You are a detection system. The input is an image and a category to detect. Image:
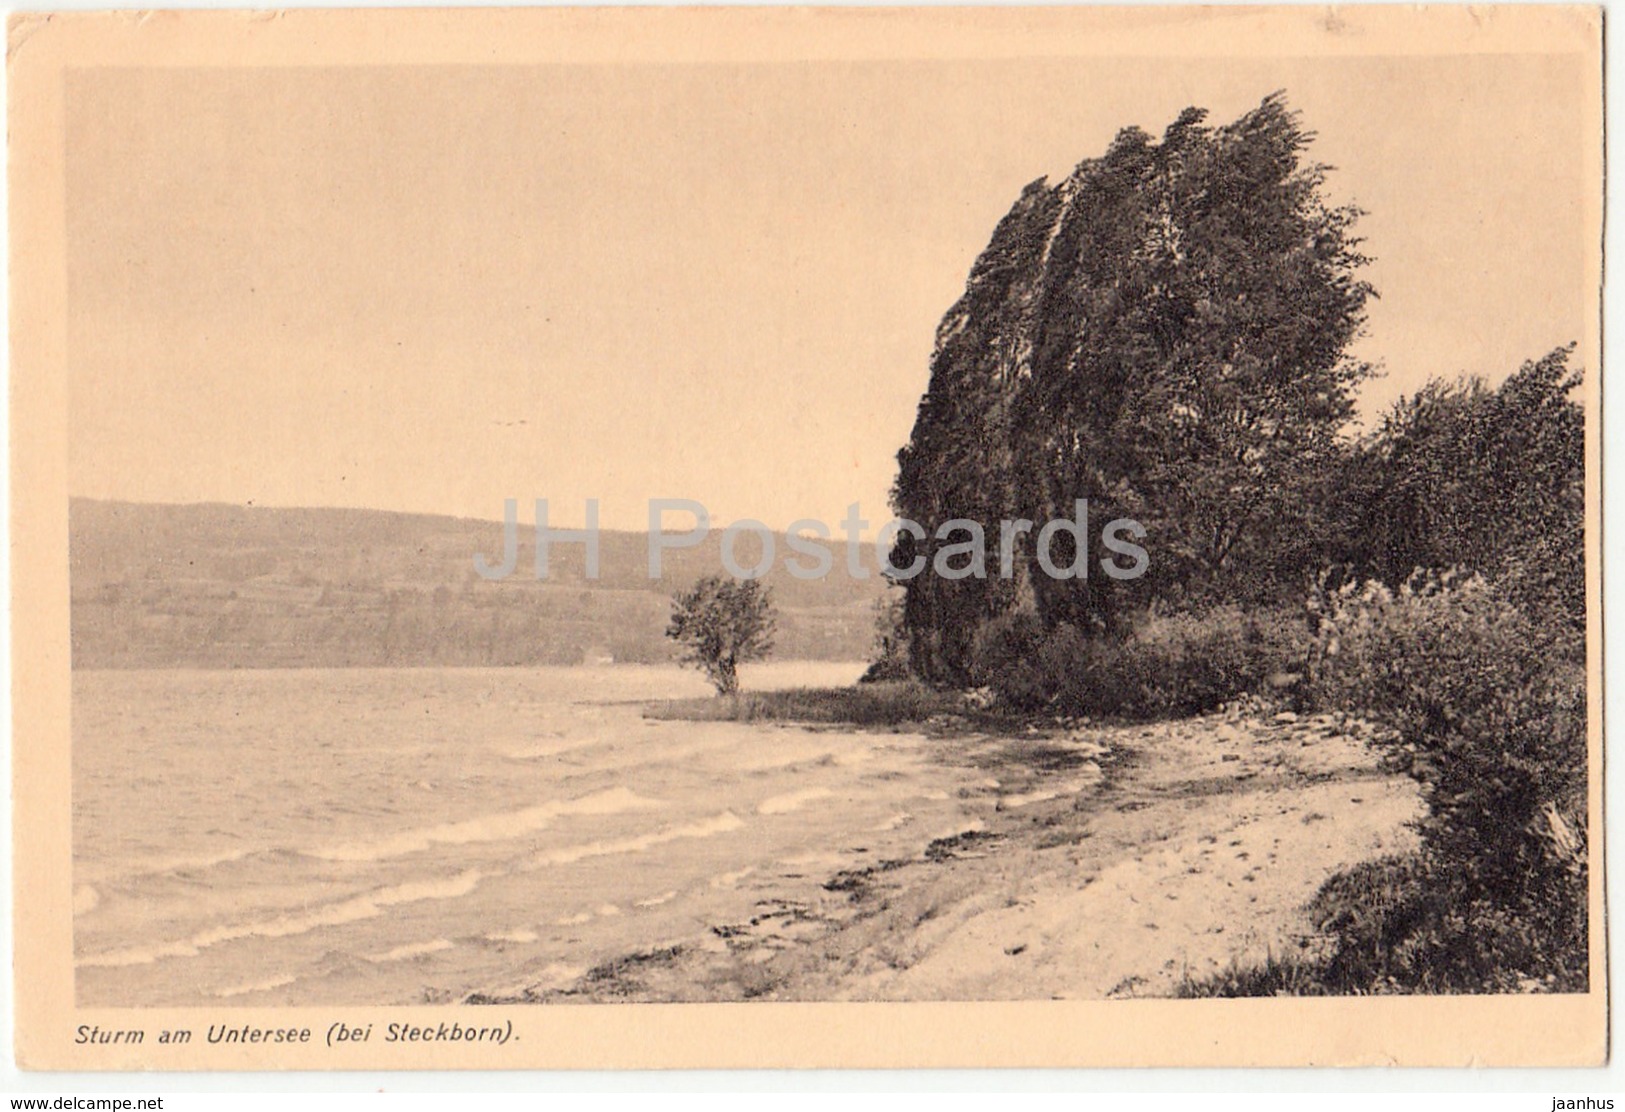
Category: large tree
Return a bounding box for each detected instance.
[891,178,1060,682]
[892,93,1375,680]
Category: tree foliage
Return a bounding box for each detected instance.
[666,575,777,695]
[1329,346,1585,636]
[892,93,1375,681]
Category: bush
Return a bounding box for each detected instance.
[1308,853,1585,994]
[1079,606,1311,718]
[1304,570,1588,991]
[1186,845,1586,997]
[968,608,1053,710]
[969,605,1313,719]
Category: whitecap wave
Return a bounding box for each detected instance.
[78,868,486,969]
[757,788,835,815]
[710,865,756,889]
[213,973,297,999]
[529,811,745,868]
[306,786,661,863]
[367,938,454,963]
[484,929,540,944]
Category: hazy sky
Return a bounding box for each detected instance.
[67,52,1595,532]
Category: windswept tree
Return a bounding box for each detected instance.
[891,178,1061,682]
[1095,98,1375,603]
[892,93,1376,680]
[666,575,777,696]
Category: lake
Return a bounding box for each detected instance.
[72,663,993,1005]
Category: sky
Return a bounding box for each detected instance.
[66,50,1597,533]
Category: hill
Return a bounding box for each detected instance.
[69,500,890,668]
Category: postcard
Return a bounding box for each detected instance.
[10,5,1605,1069]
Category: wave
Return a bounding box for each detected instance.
[79,846,255,886]
[499,733,603,762]
[78,810,746,971]
[212,973,298,999]
[757,788,835,815]
[527,811,745,869]
[306,786,661,863]
[998,787,1076,808]
[78,868,486,969]
[710,865,756,889]
[484,929,540,944]
[480,961,586,998]
[366,938,454,963]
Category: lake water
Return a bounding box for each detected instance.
[72,663,993,1005]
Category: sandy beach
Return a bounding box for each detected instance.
[472,703,1422,1003]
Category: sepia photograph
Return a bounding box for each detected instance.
[9,5,1605,1071]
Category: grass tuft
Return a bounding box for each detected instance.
[644,681,968,729]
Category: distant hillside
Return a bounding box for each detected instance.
[70,500,891,668]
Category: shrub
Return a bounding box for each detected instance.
[1082,606,1311,718]
[1305,570,1588,990]
[1178,950,1331,998]
[1186,845,1587,997]
[968,608,1052,711]
[969,604,1313,719]
[1310,853,1585,994]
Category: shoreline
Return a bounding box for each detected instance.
[468,705,1420,1003]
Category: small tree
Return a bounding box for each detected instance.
[666,575,777,695]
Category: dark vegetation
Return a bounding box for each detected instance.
[885,94,1588,994]
[859,592,913,683]
[892,93,1375,682]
